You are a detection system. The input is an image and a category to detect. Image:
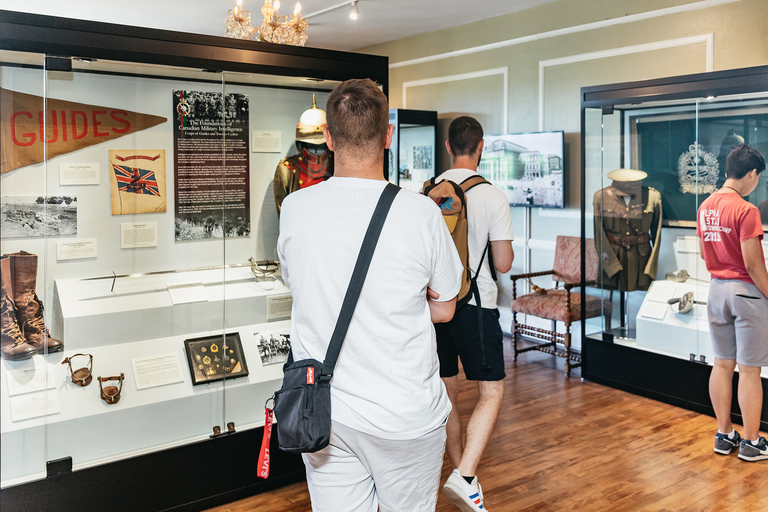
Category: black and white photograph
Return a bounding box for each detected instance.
[1,195,77,238]
[412,145,433,170]
[256,332,291,366]
[478,131,565,208]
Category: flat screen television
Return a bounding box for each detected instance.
[478,130,565,208]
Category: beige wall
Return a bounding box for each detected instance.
[359,0,768,307]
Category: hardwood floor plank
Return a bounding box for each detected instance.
[203,337,768,511]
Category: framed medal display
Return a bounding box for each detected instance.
[183,332,249,385]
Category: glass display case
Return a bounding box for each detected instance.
[0,10,388,510]
[387,109,437,192]
[580,65,768,426]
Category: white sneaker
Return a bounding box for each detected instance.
[442,469,487,511]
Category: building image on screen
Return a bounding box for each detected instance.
[478,131,565,208]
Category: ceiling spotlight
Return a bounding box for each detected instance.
[349,1,359,20]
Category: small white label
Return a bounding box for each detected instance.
[121,222,158,249]
[131,353,184,390]
[267,294,293,320]
[5,357,56,396]
[167,283,208,304]
[56,238,97,261]
[60,163,100,185]
[252,130,282,153]
[9,391,60,422]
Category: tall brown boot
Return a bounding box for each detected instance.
[6,251,64,354]
[0,255,36,360]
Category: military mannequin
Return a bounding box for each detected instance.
[593,169,663,292]
[273,95,333,214]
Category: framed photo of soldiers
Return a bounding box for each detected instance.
[183,332,249,385]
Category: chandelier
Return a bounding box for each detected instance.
[225,0,308,47]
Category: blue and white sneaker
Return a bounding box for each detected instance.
[739,436,768,462]
[714,430,741,455]
[443,469,487,511]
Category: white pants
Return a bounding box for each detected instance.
[302,420,447,512]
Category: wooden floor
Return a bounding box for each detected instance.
[205,337,768,511]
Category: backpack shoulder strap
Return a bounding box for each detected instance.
[459,174,490,193]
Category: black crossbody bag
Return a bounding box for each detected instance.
[272,183,399,454]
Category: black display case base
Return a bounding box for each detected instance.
[0,426,306,512]
[583,335,768,432]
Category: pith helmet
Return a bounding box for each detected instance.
[296,94,327,145]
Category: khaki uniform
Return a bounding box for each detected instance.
[593,186,663,292]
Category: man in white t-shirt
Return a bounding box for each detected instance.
[434,116,514,512]
[277,79,462,512]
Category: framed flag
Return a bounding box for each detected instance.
[109,149,167,215]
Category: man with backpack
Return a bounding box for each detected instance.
[430,116,514,512]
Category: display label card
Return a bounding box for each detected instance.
[644,281,677,303]
[167,282,208,304]
[9,391,60,422]
[252,130,282,153]
[60,163,100,185]
[5,356,56,397]
[121,222,158,249]
[267,294,293,320]
[131,353,184,390]
[639,302,668,321]
[56,239,97,261]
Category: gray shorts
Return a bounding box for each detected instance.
[708,278,768,367]
[302,420,447,512]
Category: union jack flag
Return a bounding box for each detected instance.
[112,163,161,196]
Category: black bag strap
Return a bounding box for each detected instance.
[471,239,492,372]
[318,182,400,381]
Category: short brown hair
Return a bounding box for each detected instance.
[325,79,388,156]
[448,116,483,157]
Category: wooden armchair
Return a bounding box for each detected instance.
[509,235,611,377]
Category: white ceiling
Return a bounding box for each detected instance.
[0,0,560,51]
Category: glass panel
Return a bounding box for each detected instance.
[1,49,48,486]
[587,90,768,369]
[0,48,342,486]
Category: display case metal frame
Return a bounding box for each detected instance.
[579,64,768,431]
[0,9,387,511]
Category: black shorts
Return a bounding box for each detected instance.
[435,305,505,381]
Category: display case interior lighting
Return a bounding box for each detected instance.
[225,0,309,46]
[350,1,359,20]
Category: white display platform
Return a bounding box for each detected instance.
[52,267,290,349]
[636,279,713,363]
[1,320,289,485]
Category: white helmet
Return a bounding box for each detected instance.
[296,94,327,145]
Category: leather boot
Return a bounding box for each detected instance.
[6,251,64,354]
[0,255,36,360]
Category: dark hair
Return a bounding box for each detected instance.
[447,116,484,157]
[325,79,388,157]
[726,144,766,179]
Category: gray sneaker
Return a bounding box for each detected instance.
[714,430,741,455]
[738,436,768,462]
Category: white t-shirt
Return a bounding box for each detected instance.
[435,168,514,308]
[277,177,461,440]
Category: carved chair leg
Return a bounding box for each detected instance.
[512,312,519,361]
[564,322,572,378]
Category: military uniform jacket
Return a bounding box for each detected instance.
[273,152,332,215]
[593,185,663,292]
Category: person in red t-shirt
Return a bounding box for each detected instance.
[697,144,768,461]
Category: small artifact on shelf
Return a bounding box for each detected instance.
[184,332,249,385]
[665,269,707,283]
[1,251,63,360]
[62,353,94,386]
[249,257,279,278]
[668,291,706,314]
[98,373,125,405]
